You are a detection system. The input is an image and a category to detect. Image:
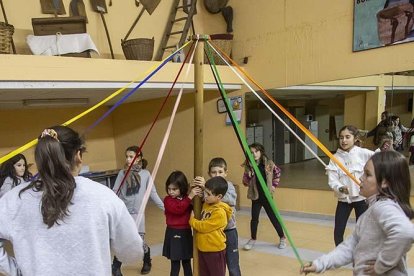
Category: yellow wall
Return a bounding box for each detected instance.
[111,90,247,201]
[2,0,414,213]
[344,92,365,128]
[230,0,414,88]
[4,0,414,86]
[0,106,116,171]
[5,0,228,59]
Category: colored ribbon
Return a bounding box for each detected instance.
[208,40,360,186]
[135,40,198,230]
[0,41,192,165]
[205,42,305,266]
[206,41,327,167]
[116,42,196,196]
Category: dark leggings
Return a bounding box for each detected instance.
[334,200,368,246]
[250,195,284,240]
[170,259,192,276]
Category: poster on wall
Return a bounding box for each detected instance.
[353,0,414,52]
[216,96,242,125]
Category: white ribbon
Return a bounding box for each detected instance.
[207,41,327,167]
[135,40,199,229]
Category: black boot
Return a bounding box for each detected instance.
[140,248,152,274]
[112,256,123,276]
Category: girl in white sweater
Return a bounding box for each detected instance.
[301,151,414,275]
[326,125,374,246]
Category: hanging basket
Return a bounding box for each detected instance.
[0,22,14,54]
[207,33,233,65]
[121,37,154,61]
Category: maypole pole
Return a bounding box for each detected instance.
[192,34,209,276]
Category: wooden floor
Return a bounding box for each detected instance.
[121,203,414,276]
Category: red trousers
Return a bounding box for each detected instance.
[198,250,226,276]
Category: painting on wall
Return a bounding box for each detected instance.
[353,0,414,52]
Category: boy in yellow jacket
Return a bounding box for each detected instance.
[189,176,232,276]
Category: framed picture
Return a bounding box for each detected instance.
[216,96,242,114]
[216,96,243,125]
[353,0,414,52]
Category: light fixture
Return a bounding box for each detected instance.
[22,98,89,107]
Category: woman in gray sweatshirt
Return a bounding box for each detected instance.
[0,126,143,276]
[302,151,414,275]
[112,146,164,275]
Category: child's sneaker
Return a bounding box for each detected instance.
[243,239,256,250]
[278,237,287,249]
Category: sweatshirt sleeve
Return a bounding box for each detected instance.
[148,175,165,211]
[272,165,281,187]
[0,177,14,199]
[0,198,20,275]
[367,125,378,137]
[372,202,414,274]
[401,125,414,133]
[111,171,124,194]
[189,209,227,233]
[326,161,342,193]
[242,170,252,186]
[0,241,20,276]
[313,231,357,273]
[221,182,236,207]
[164,196,191,215]
[110,201,144,265]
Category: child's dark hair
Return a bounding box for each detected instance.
[165,171,189,196]
[248,142,268,165]
[208,157,227,172]
[20,126,86,228]
[141,159,148,169]
[338,125,359,137]
[371,151,414,219]
[391,115,401,127]
[0,153,32,188]
[205,176,228,197]
[126,145,143,158]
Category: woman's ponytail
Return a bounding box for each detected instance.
[20,126,84,228]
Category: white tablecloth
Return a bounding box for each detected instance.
[26,33,99,56]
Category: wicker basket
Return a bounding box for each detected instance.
[0,22,14,54]
[121,38,154,61]
[207,33,233,65]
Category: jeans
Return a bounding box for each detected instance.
[225,228,241,276]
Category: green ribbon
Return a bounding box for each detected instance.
[205,42,304,266]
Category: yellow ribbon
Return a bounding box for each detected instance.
[0,41,192,165]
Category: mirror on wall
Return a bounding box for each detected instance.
[244,72,414,193]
